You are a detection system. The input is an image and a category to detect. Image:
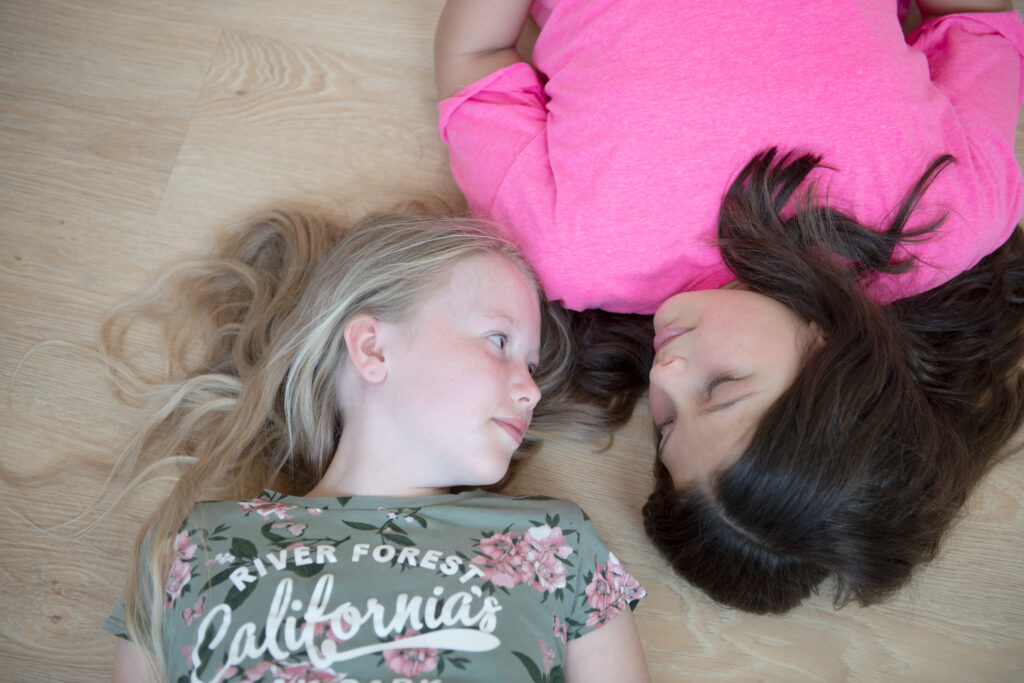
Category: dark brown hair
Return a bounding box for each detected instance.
[555,306,655,433]
[640,149,1024,613]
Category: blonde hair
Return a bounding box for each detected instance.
[102,209,575,679]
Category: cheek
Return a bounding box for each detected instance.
[653,291,692,329]
[647,386,669,424]
[659,442,693,487]
[450,351,507,400]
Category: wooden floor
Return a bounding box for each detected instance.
[2,1,1023,680]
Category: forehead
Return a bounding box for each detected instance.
[423,252,540,320]
[660,407,754,487]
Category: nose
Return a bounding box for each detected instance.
[649,355,687,391]
[513,365,542,410]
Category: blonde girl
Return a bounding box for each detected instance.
[102,210,649,681]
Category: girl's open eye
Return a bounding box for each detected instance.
[488,332,508,349]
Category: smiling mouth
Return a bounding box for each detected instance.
[493,418,527,444]
[653,326,693,353]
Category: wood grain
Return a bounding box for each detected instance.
[1,1,1022,681]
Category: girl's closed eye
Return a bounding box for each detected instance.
[706,373,739,398]
[656,415,675,451]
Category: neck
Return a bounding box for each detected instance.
[305,420,449,499]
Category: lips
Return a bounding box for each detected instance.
[494,418,527,444]
[653,326,693,353]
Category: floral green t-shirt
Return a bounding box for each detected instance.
[104,489,645,683]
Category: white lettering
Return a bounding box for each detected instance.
[294,546,312,566]
[396,546,419,567]
[424,586,444,630]
[420,549,442,570]
[190,576,502,680]
[439,555,462,576]
[226,621,260,665]
[316,545,338,564]
[372,544,396,563]
[459,563,484,583]
[264,579,292,660]
[228,567,256,592]
[265,549,288,570]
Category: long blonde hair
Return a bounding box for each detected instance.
[102,209,575,679]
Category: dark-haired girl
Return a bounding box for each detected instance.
[434,0,1024,613]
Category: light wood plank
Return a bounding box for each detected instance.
[1,1,1022,681]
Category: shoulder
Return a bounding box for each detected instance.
[466,491,590,521]
[176,494,314,542]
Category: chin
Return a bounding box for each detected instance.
[472,456,514,486]
[652,293,683,330]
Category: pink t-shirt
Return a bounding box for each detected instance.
[440,0,1024,313]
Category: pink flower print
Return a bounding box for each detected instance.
[539,639,556,675]
[204,552,235,567]
[165,562,191,608]
[383,629,439,676]
[271,521,307,537]
[239,661,274,683]
[404,516,415,523]
[182,596,205,626]
[473,531,529,588]
[180,644,193,661]
[165,530,197,607]
[276,662,337,682]
[387,512,397,520]
[520,525,573,593]
[238,498,296,520]
[210,665,238,681]
[552,613,567,645]
[313,617,352,643]
[584,552,645,627]
[307,507,324,515]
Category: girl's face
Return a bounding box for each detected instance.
[379,253,542,488]
[648,287,820,488]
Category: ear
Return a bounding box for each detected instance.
[806,320,828,348]
[343,314,388,384]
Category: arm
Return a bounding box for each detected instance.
[916,0,1013,21]
[111,639,154,683]
[564,608,651,683]
[434,0,533,100]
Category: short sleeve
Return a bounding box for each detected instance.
[103,594,130,640]
[869,10,1024,302]
[909,10,1024,143]
[564,508,646,641]
[438,62,552,219]
[102,531,155,642]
